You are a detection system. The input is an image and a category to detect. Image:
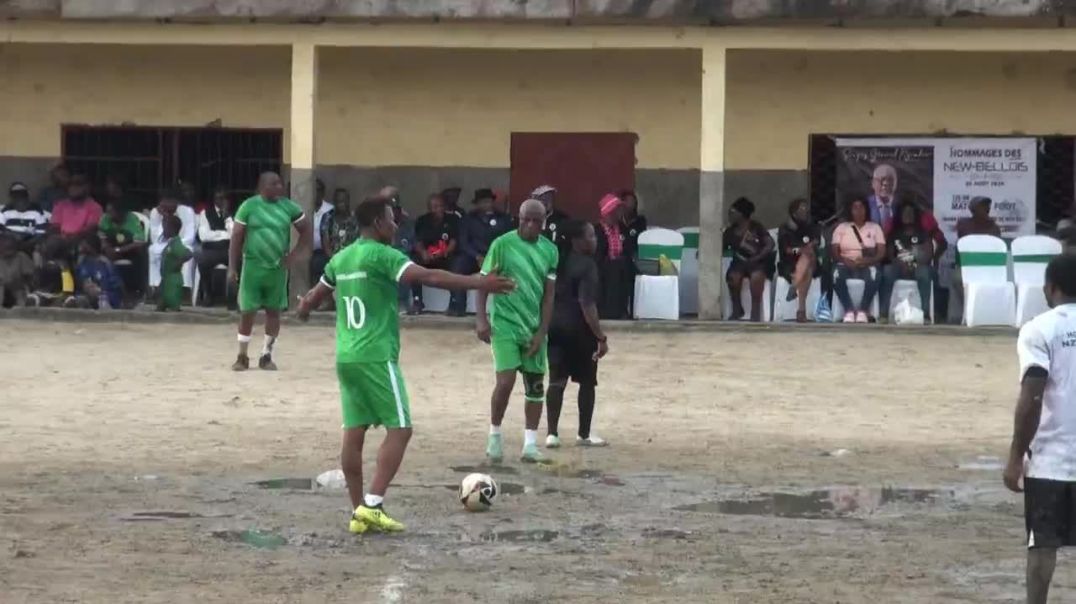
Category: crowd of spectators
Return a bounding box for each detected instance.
[6,162,1062,325]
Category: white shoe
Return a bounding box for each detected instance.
[576,435,608,447]
[545,435,561,448]
[843,311,856,323]
[855,311,869,323]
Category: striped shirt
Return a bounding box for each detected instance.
[0,206,50,238]
[234,195,304,269]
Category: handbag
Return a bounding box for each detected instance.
[850,224,876,259]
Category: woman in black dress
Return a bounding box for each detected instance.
[618,190,648,316]
[723,197,775,322]
[776,198,820,322]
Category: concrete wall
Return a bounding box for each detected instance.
[0,44,290,192]
[315,48,703,224]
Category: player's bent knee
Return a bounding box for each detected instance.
[523,373,545,402]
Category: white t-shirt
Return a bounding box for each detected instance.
[1018,303,1076,481]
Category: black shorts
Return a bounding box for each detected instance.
[548,328,598,386]
[1025,478,1076,549]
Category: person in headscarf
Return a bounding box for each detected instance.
[723,196,775,322]
[594,193,631,320]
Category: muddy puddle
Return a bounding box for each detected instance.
[676,487,951,519]
[478,529,560,543]
[254,478,314,490]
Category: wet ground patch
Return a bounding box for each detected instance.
[478,529,560,543]
[121,511,205,522]
[451,465,519,476]
[675,487,950,519]
[253,478,314,490]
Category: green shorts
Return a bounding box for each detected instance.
[491,335,547,376]
[238,265,288,312]
[337,361,412,429]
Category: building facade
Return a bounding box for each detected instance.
[1,1,1074,317]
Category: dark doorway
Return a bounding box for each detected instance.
[510,132,636,222]
[62,126,283,209]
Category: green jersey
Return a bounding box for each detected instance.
[322,238,413,363]
[481,230,559,341]
[234,195,304,269]
[98,212,145,245]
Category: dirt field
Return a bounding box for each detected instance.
[0,319,1062,603]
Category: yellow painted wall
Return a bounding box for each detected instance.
[0,44,290,158]
[726,49,1076,171]
[316,48,701,169]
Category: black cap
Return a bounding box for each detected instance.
[472,188,495,203]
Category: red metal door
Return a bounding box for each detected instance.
[509,132,636,223]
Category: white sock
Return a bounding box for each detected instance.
[363,494,383,508]
[262,334,277,357]
[237,333,251,356]
[524,429,537,447]
[489,425,501,436]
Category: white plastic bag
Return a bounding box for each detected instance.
[893,298,924,326]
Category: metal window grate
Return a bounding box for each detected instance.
[62,126,283,208]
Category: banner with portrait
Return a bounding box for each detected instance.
[834,137,1037,241]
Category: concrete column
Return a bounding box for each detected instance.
[698,43,726,320]
[289,42,318,303]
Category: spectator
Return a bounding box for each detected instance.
[879,202,937,323]
[158,214,192,311]
[384,186,416,307]
[177,179,204,214]
[493,189,509,215]
[949,196,1003,324]
[320,188,358,257]
[595,194,632,320]
[195,186,234,306]
[37,163,70,212]
[831,197,885,323]
[27,237,74,307]
[450,188,511,316]
[546,220,609,448]
[777,198,820,323]
[618,190,648,259]
[72,235,123,309]
[1,182,49,255]
[0,232,34,307]
[50,174,103,242]
[723,197,776,322]
[310,179,332,286]
[99,198,148,301]
[441,186,465,220]
[148,189,197,296]
[410,193,458,314]
[532,185,570,256]
[867,163,899,227]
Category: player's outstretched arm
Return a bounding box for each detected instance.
[296,281,332,322]
[399,265,514,295]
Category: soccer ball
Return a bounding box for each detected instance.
[459,473,499,512]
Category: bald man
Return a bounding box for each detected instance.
[228,172,313,371]
[476,199,559,463]
[868,164,899,227]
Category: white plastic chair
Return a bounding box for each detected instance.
[633,228,684,320]
[1012,235,1062,327]
[773,277,821,322]
[419,287,477,314]
[958,234,1016,327]
[830,266,880,321]
[677,227,699,316]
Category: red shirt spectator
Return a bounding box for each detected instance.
[882,203,944,244]
[50,175,102,238]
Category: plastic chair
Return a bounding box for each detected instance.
[773,277,821,322]
[958,234,1016,327]
[1012,235,1062,326]
[633,228,684,320]
[418,287,477,314]
[830,266,880,321]
[677,227,699,316]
